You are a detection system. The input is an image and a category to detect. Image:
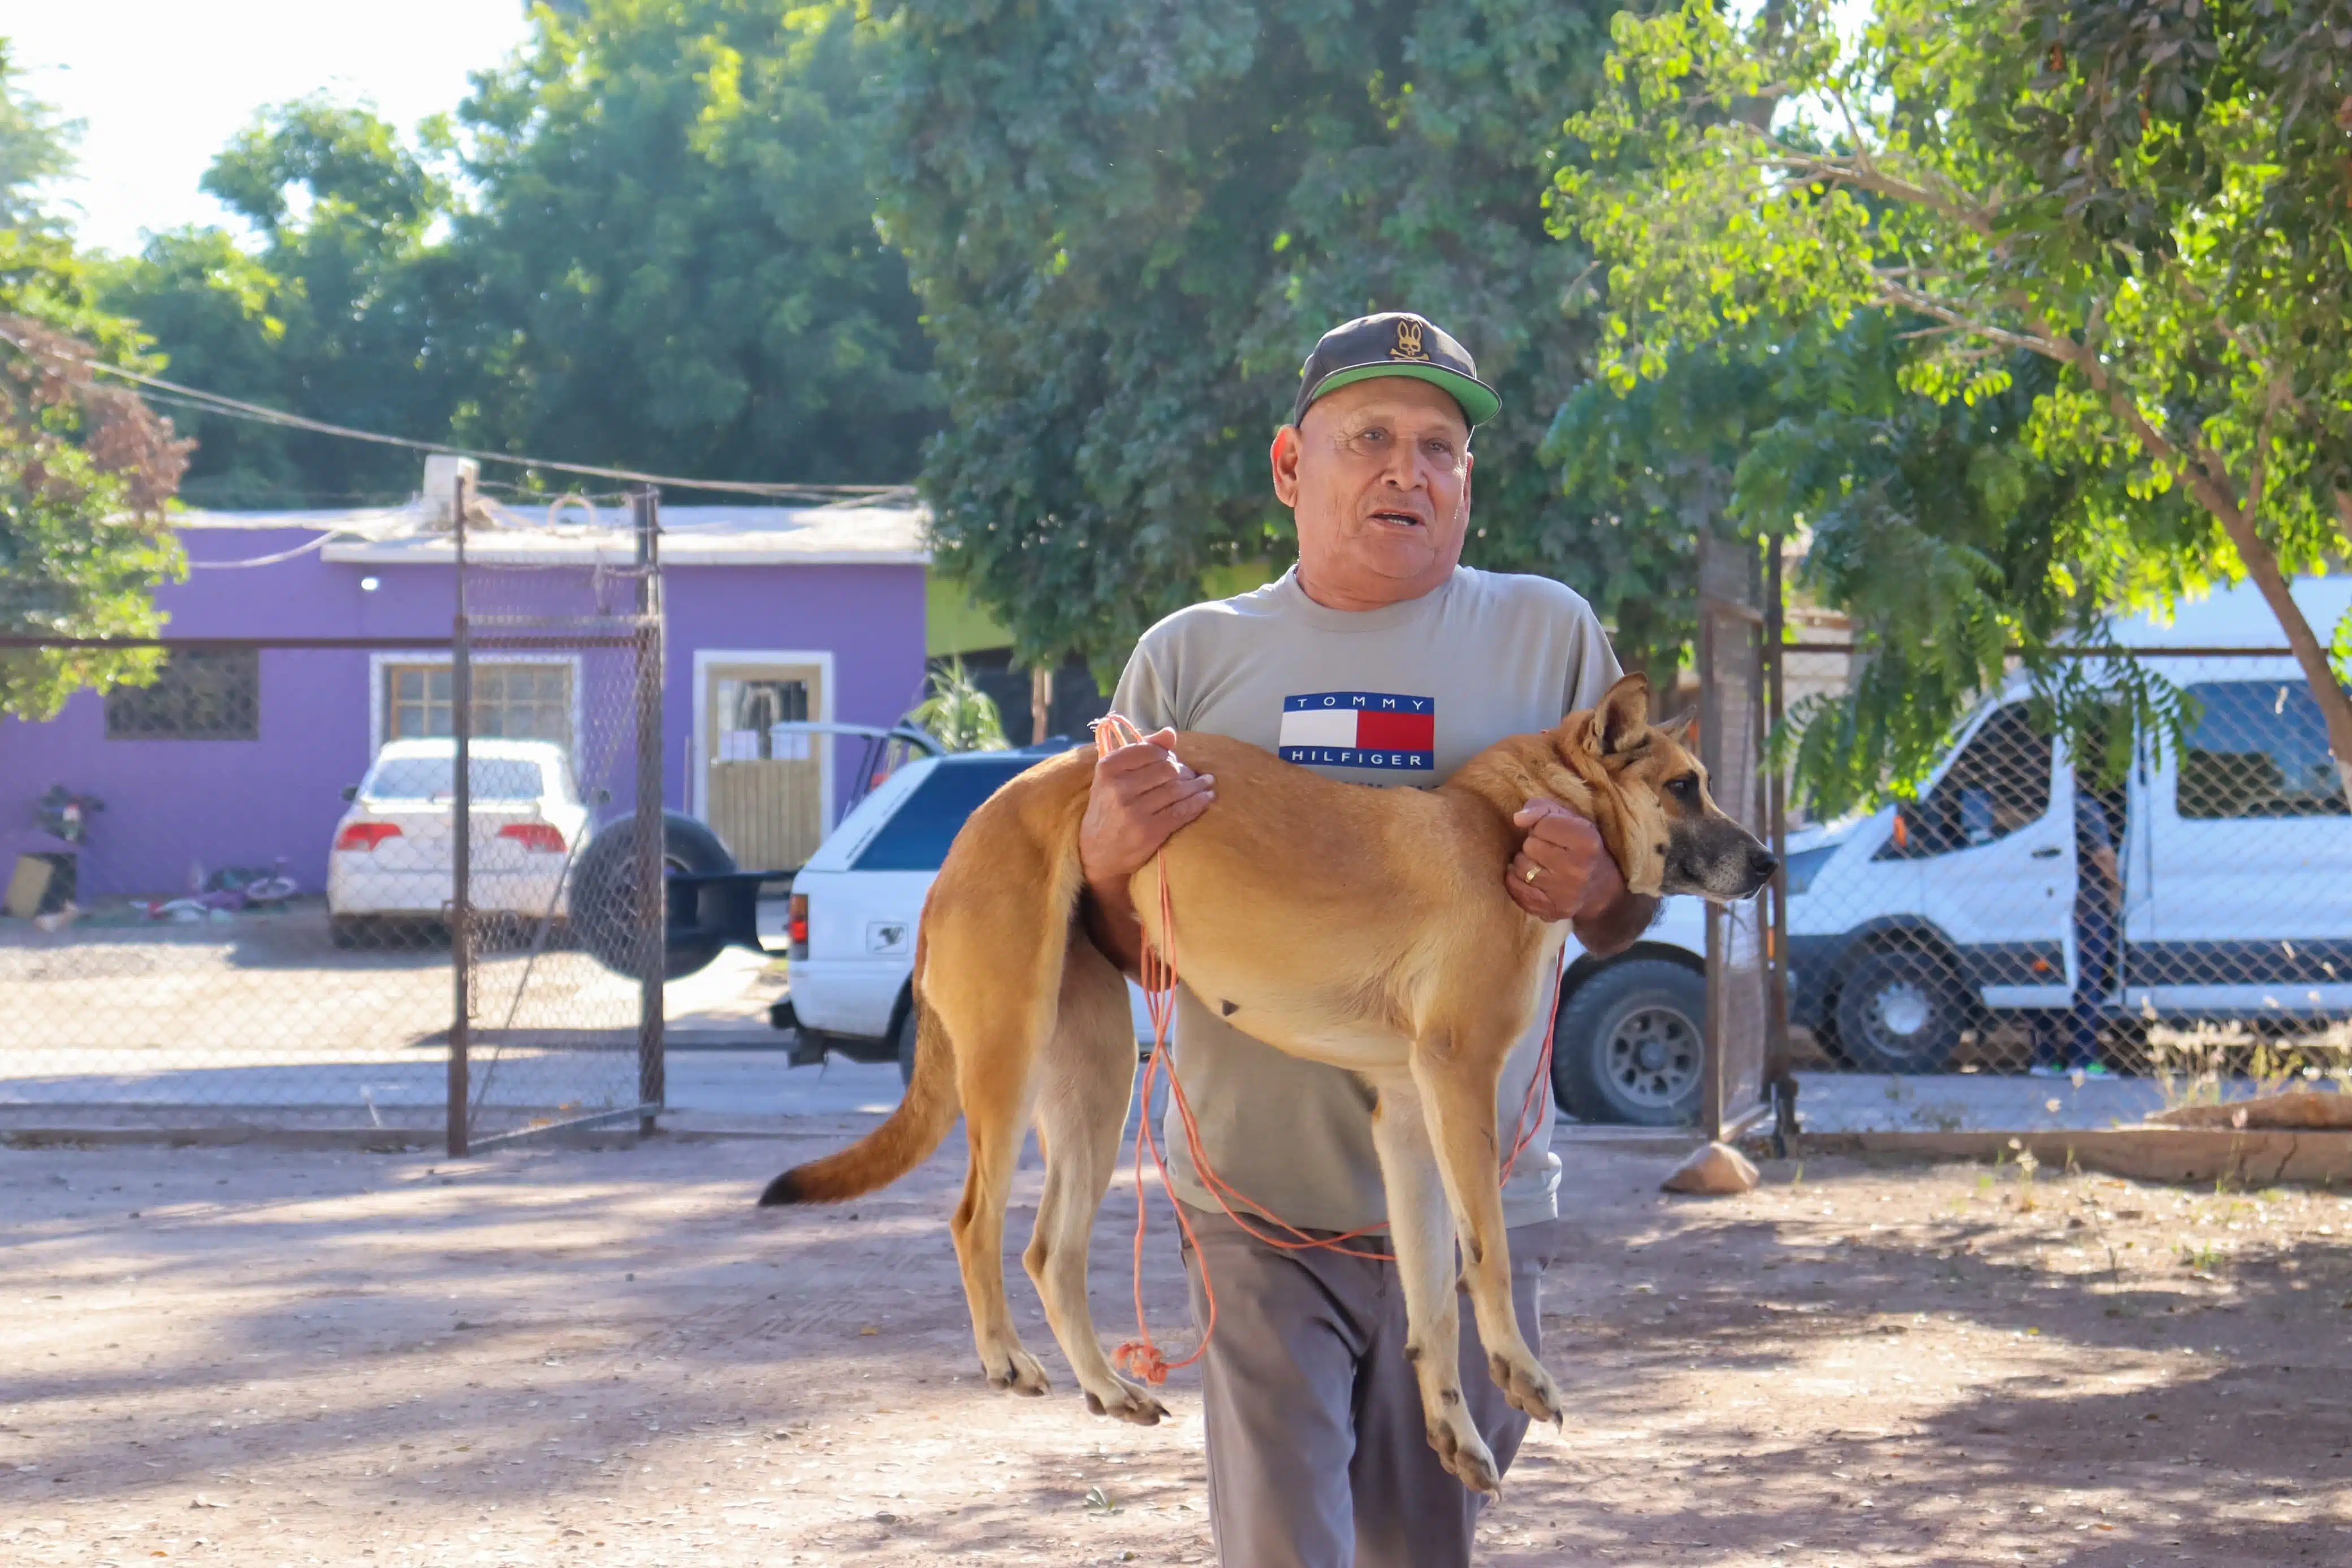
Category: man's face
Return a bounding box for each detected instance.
[1273,376,1473,604]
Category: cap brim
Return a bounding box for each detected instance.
[1299,362,1501,427]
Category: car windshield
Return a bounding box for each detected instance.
[367,756,547,802]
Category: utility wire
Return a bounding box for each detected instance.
[0,323,920,506]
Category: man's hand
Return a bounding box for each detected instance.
[1506,798,1618,922]
[1077,729,1214,975]
[1508,797,1656,955]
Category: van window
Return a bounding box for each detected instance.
[2177,681,2350,819]
[853,759,1032,871]
[1903,704,2052,855]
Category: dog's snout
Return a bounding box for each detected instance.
[1748,847,1778,882]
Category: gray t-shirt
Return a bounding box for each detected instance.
[1110,564,1623,1233]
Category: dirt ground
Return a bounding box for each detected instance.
[5,1123,2351,1567]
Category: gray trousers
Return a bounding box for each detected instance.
[1180,1205,1544,1568]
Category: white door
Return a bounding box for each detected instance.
[2145,666,2352,1019]
[1903,701,2073,1010]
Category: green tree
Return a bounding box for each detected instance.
[453,0,938,484]
[883,0,1694,688]
[1561,0,2352,801]
[98,100,462,506]
[0,41,76,231]
[0,45,189,717]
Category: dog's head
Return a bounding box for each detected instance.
[1550,674,1778,903]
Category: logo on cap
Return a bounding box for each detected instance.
[1390,319,1430,362]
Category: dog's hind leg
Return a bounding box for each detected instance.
[1023,935,1168,1426]
[947,1004,1052,1398]
[1368,1072,1501,1496]
[1411,1029,1564,1431]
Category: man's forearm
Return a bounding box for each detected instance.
[1572,889,1658,958]
[1079,880,1148,979]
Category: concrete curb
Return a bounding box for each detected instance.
[1763,1128,2352,1185]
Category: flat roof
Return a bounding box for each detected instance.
[175,497,931,568]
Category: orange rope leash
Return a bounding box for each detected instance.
[1089,714,1569,1385]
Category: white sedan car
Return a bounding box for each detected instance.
[327,738,590,945]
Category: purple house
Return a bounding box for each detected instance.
[1,477,929,900]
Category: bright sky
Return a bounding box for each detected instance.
[7,2,534,255]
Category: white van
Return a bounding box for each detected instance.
[1565,576,2351,1104]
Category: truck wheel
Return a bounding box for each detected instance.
[573,811,736,979]
[1832,948,1965,1073]
[896,1003,920,1088]
[1551,960,1706,1127]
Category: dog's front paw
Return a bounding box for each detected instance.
[1426,1410,1502,1496]
[1488,1348,1564,1428]
[1083,1379,1169,1426]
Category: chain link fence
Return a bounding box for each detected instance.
[0,480,668,1151]
[1775,647,2351,1134]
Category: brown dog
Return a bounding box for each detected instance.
[759,673,1773,1493]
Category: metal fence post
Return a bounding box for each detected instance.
[1763,538,1799,1155]
[633,486,665,1137]
[1699,583,1726,1144]
[448,468,473,1159]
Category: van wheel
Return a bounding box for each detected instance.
[1833,949,1965,1073]
[896,1004,920,1088]
[1552,960,1706,1127]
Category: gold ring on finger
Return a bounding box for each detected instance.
[1524,865,1540,884]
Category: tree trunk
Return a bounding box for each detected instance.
[2202,491,2352,805]
[1029,664,1054,747]
[2086,369,2352,806]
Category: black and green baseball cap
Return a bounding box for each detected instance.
[1288,311,1501,429]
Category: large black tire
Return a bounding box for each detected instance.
[1551,959,1707,1127]
[1832,947,1966,1073]
[573,811,737,980]
[895,1000,920,1087]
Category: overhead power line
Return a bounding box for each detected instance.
[0,323,919,506]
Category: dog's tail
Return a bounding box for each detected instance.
[755,747,1096,1210]
[759,949,958,1206]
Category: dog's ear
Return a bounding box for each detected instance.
[1657,708,1696,744]
[1588,673,1652,756]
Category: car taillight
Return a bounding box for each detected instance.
[498,822,567,854]
[336,822,402,852]
[789,893,808,961]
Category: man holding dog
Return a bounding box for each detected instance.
[1079,311,1656,1568]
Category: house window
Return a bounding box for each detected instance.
[385,662,572,750]
[105,649,260,740]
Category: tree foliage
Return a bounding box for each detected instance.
[99,99,463,506]
[1560,0,2352,803]
[455,0,937,484]
[0,49,189,718]
[882,0,1698,687]
[0,41,76,232]
[94,2,939,508]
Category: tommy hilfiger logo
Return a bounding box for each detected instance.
[1278,691,1436,770]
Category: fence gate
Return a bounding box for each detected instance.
[448,476,665,1154]
[0,480,665,1154]
[1696,534,1775,1142]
